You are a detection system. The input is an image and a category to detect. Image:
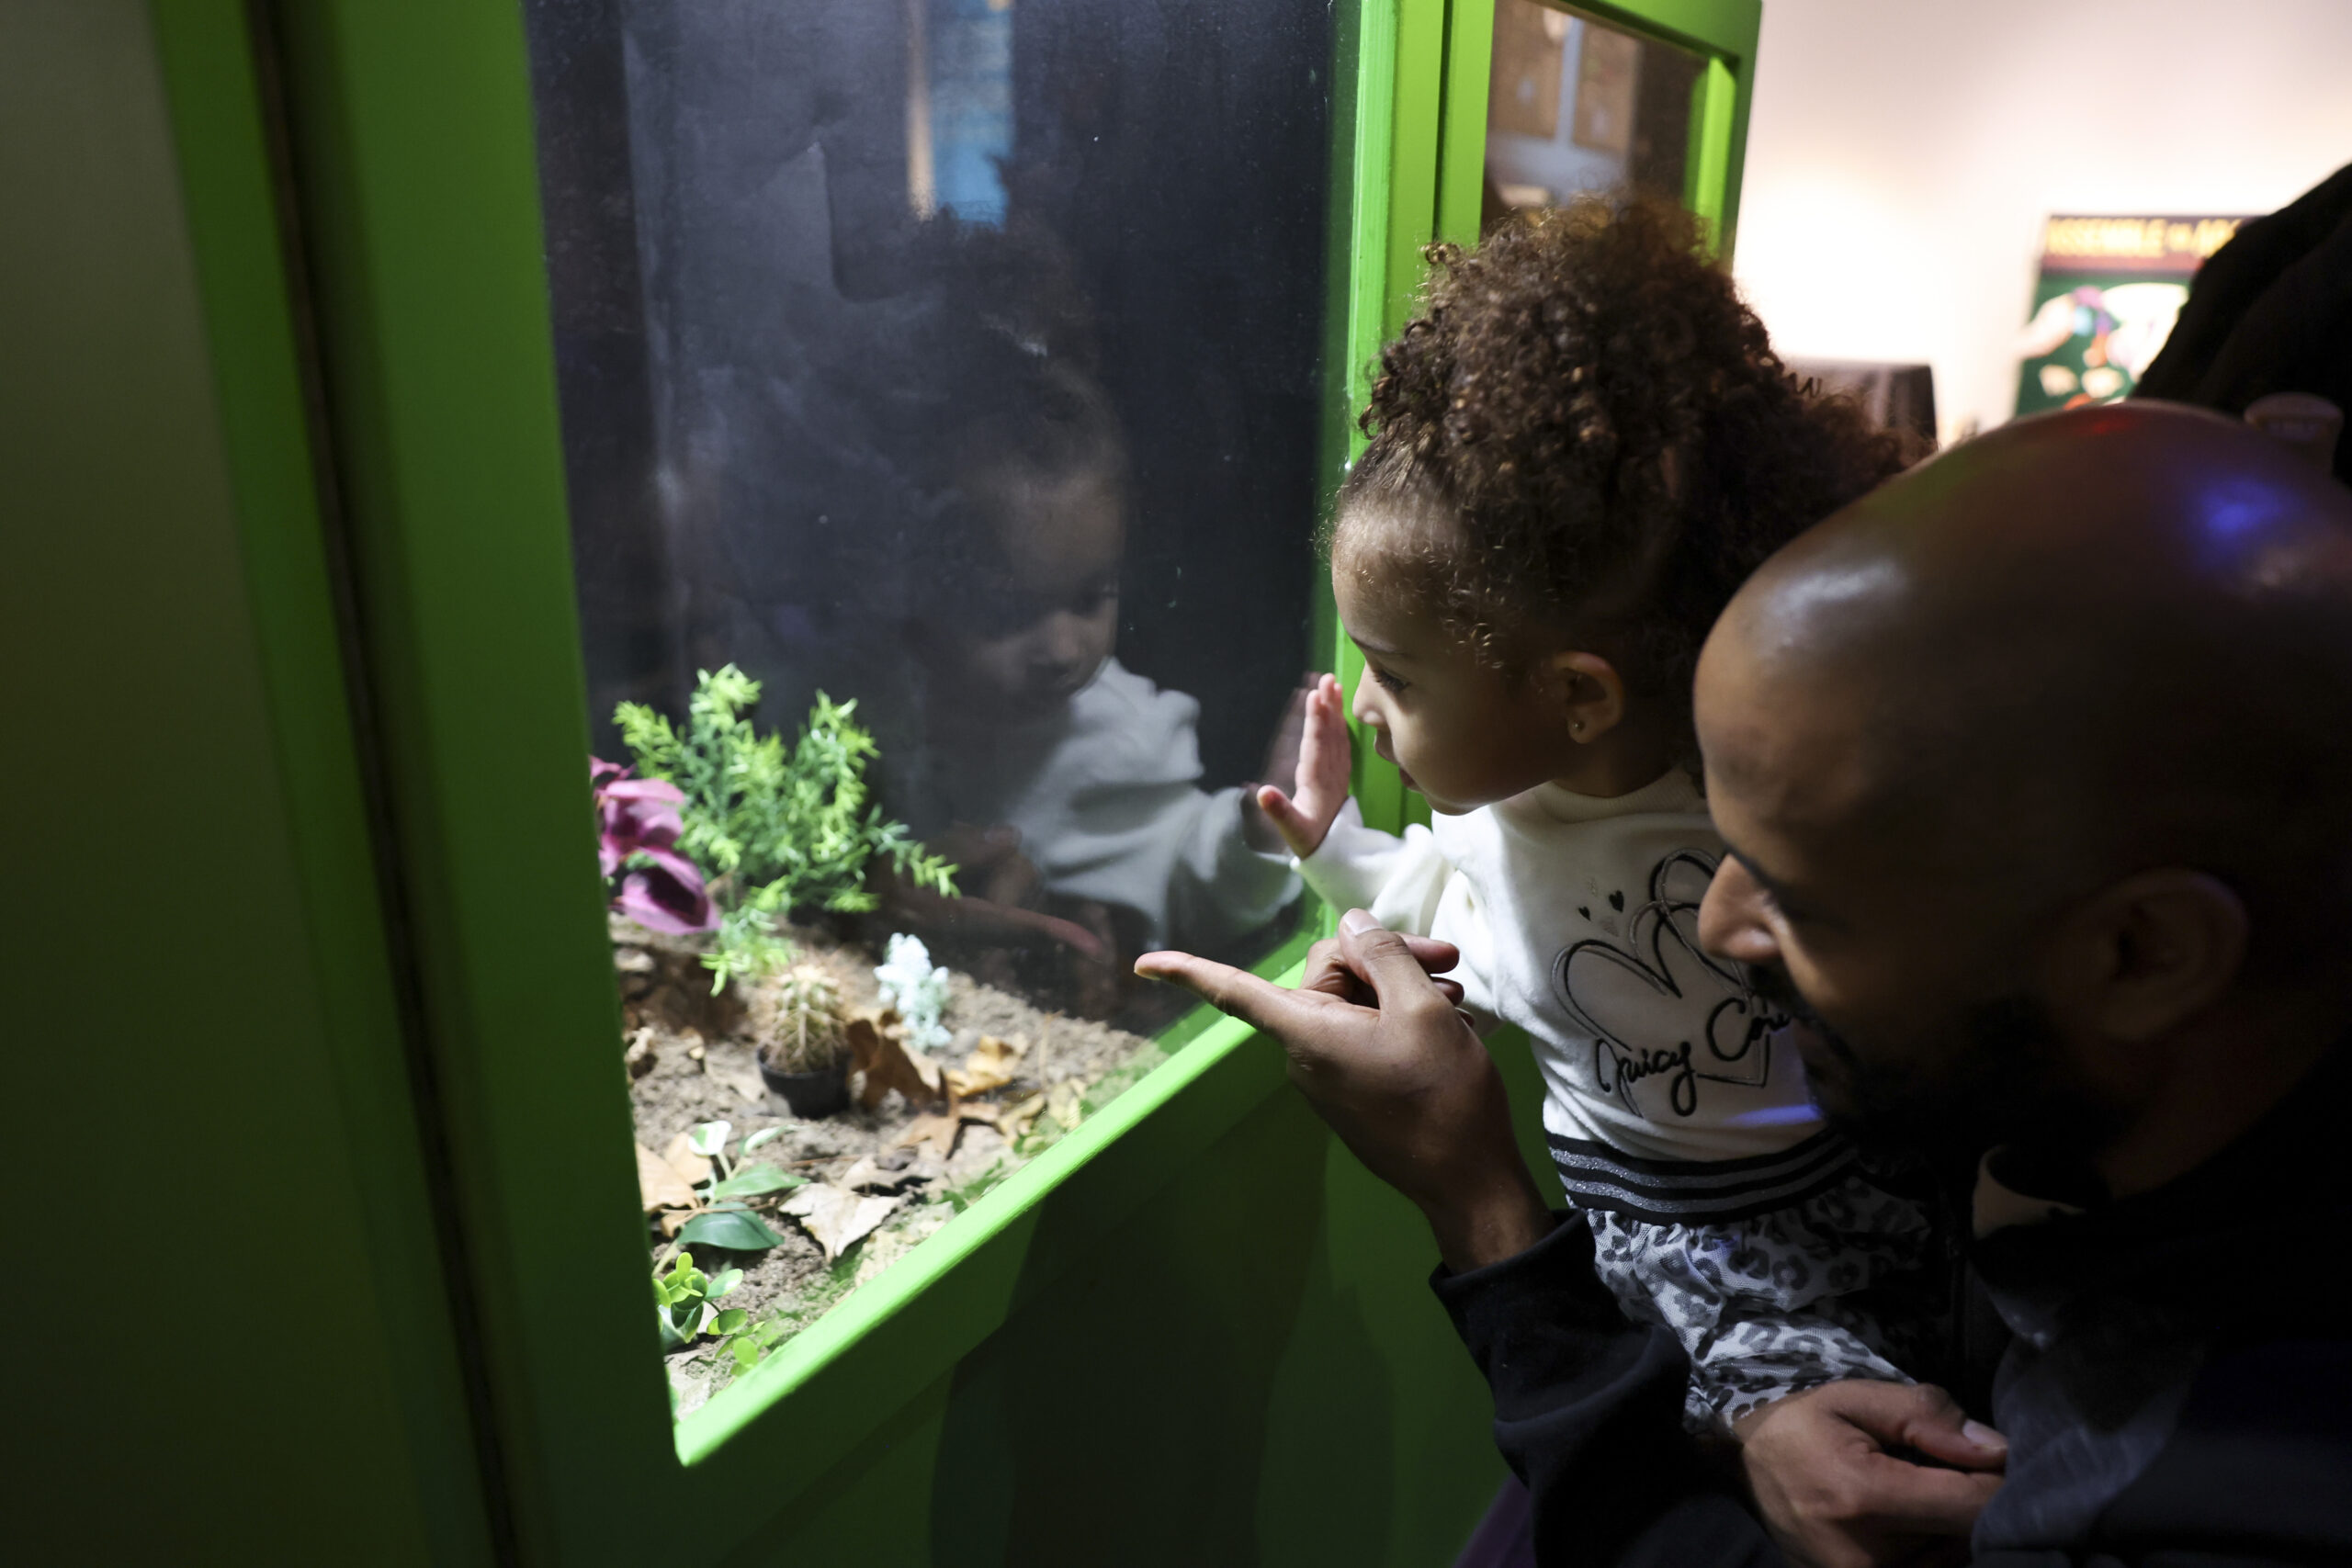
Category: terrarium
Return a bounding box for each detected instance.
[524,0,1334,1416]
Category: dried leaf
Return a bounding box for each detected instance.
[994,1091,1047,1143]
[780,1183,901,1261]
[660,1133,714,1188]
[1046,1078,1086,1132]
[844,1007,945,1110]
[637,1141,697,1213]
[943,1032,1026,1099]
[895,1108,964,1161]
[838,1156,927,1193]
[947,1097,1011,1128]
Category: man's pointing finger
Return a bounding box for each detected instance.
[1135,950,1317,1037]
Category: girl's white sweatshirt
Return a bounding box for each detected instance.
[1295,770,1826,1164]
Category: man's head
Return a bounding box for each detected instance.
[1695,403,2352,1189]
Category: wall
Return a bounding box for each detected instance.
[1,1,490,1559]
[1731,0,2352,442]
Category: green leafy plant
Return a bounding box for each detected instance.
[705,904,797,995]
[615,667,956,988]
[653,1122,803,1254]
[653,1249,744,1350]
[681,1119,806,1242]
[650,1122,825,1371]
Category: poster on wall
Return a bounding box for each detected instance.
[2013,215,2245,417]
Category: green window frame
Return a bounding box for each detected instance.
[1338,0,1760,840]
[141,0,1756,1559]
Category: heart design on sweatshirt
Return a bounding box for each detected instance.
[1550,849,1788,1120]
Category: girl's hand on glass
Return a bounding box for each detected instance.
[1252,672,1351,858]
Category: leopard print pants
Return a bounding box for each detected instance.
[1580,1168,1943,1433]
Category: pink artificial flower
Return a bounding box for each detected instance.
[591,757,688,872]
[616,847,718,933]
[591,756,717,931]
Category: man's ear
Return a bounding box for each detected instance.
[1544,650,1628,742]
[2047,870,2248,1043]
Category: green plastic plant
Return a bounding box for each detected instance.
[615,666,956,987]
[653,1122,813,1359]
[669,1121,803,1252]
[653,1249,744,1350]
[705,904,797,995]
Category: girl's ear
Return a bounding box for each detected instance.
[1544,650,1627,741]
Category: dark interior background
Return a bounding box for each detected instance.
[524,0,1331,790]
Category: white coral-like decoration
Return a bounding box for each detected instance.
[874,932,954,1052]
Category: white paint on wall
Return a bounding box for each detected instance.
[1731,0,2352,443]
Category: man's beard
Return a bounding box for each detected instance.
[1744,964,2120,1165]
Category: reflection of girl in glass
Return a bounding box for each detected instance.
[887,231,1301,1017]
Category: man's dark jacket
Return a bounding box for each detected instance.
[1435,1047,2352,1565]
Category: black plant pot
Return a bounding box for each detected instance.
[759,1050,847,1119]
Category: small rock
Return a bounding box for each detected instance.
[624,1028,658,1079]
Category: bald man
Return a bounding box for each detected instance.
[1140,403,2352,1565]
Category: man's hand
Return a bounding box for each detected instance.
[1252,672,1352,859]
[1136,909,1554,1270]
[1736,1382,2007,1568]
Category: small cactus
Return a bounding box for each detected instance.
[765,964,846,1071]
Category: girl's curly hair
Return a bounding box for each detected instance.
[1339,193,1915,750]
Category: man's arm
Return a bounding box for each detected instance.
[1137,915,1997,1567]
[1139,916,1773,1564]
[1437,1210,1785,1566]
[1138,910,1548,1272]
[2081,1337,2352,1566]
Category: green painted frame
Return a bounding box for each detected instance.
[198,1,1466,1562]
[140,0,1755,1559]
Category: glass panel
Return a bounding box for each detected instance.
[1483,1,1703,231]
[523,0,1329,1415]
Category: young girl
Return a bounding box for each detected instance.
[1258,195,1932,1433]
